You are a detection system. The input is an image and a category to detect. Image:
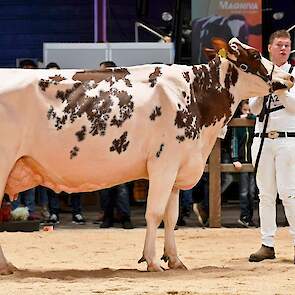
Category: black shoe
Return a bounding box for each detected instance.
[47,213,59,224]
[100,219,113,228]
[122,220,134,229]
[72,214,86,224]
[177,216,186,226]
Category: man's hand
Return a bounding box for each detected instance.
[233,161,242,170]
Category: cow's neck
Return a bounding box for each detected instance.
[189,56,240,130]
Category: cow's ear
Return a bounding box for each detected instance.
[211,37,229,53]
[203,48,217,61]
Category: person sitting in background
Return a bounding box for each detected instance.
[231,100,257,228]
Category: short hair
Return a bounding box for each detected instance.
[269,30,291,44]
[99,61,117,68]
[46,62,60,69]
[19,59,38,69]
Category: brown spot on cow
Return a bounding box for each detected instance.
[110,90,134,127]
[110,131,130,154]
[72,68,132,88]
[70,146,79,159]
[75,126,87,141]
[182,72,190,83]
[156,143,164,158]
[175,56,235,141]
[49,75,66,83]
[149,67,162,87]
[224,64,238,89]
[149,106,162,121]
[176,135,185,143]
[39,79,50,91]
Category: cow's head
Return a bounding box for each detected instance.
[206,38,294,98]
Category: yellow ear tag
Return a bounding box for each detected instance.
[218,48,227,58]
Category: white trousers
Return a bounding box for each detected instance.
[252,137,295,247]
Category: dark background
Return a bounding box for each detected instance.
[0,0,294,67]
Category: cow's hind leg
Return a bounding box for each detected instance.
[162,188,187,270]
[139,165,177,272]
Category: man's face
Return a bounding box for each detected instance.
[268,37,291,66]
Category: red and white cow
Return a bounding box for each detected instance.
[0,38,293,274]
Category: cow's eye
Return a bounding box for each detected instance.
[253,54,260,60]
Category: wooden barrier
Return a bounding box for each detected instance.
[207,118,255,227]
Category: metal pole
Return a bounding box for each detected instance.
[94,0,107,42]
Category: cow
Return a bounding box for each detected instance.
[0,38,293,274]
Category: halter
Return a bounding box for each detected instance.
[227,56,275,93]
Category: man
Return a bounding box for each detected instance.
[249,30,295,263]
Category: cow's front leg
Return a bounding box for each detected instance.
[0,247,16,275]
[0,155,18,275]
[162,187,187,270]
[139,165,177,272]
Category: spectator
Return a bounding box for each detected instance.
[47,191,86,225]
[11,188,40,220]
[19,59,38,69]
[231,100,257,228]
[45,62,60,69]
[99,184,134,229]
[94,60,134,230]
[177,190,193,226]
[99,61,116,69]
[192,173,209,227]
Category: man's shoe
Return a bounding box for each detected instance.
[122,220,134,229]
[48,213,59,224]
[238,218,249,228]
[72,214,86,224]
[100,219,113,228]
[249,245,276,262]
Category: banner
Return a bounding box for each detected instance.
[191,0,262,64]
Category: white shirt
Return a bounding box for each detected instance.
[249,62,295,133]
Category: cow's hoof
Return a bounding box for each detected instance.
[147,262,165,272]
[0,262,17,275]
[168,258,187,270]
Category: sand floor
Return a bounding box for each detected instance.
[0,227,295,295]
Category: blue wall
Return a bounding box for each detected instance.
[0,0,94,67]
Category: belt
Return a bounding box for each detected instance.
[254,131,295,139]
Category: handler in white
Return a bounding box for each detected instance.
[249,30,295,263]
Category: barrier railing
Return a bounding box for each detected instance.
[206,118,255,227]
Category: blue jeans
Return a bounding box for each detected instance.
[180,190,193,215]
[49,191,82,216]
[193,173,209,214]
[100,184,130,220]
[35,186,49,207]
[239,172,256,221]
[11,188,36,213]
